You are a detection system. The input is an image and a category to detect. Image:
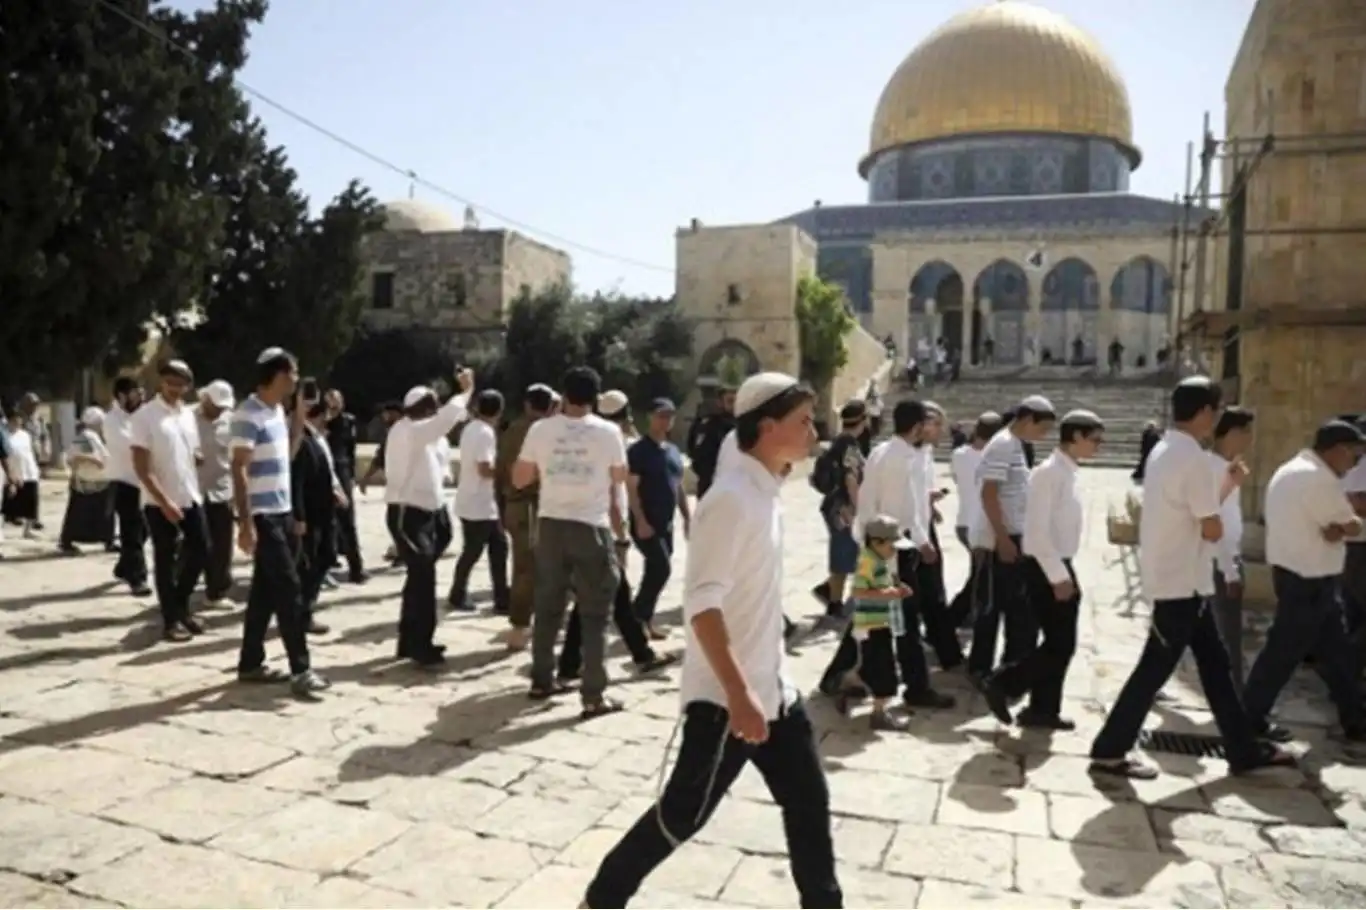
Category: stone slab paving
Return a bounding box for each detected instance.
[1,469,1365,907]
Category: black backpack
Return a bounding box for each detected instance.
[809,444,842,496]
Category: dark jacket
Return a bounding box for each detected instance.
[292,429,337,530]
[326,412,358,478]
[688,413,735,486]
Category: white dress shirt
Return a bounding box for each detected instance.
[680,450,795,720]
[951,444,983,530]
[911,444,937,537]
[1022,450,1083,584]
[1208,451,1244,581]
[384,394,469,511]
[1139,429,1220,601]
[128,395,202,510]
[715,428,740,480]
[855,436,928,546]
[104,404,138,486]
[1264,449,1359,579]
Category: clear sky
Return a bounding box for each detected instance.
[165,0,1252,296]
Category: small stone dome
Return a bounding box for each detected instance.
[379,199,461,233]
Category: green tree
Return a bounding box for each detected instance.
[0,0,268,394]
[327,326,470,424]
[171,122,383,389]
[796,273,856,393]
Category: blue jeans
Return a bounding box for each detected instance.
[1243,568,1362,732]
[826,512,859,575]
[1090,597,1263,770]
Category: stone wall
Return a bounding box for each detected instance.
[359,228,571,335]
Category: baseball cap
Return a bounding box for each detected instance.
[734,372,800,418]
[403,385,436,409]
[598,390,630,416]
[200,380,235,410]
[650,397,677,414]
[1314,419,1366,450]
[864,515,915,548]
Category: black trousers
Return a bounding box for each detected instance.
[144,503,209,626]
[967,534,1037,677]
[334,471,364,578]
[821,550,935,699]
[584,699,842,909]
[449,517,510,610]
[238,512,311,676]
[387,504,441,656]
[990,558,1080,718]
[1091,597,1262,770]
[560,573,654,676]
[298,513,337,618]
[947,526,985,627]
[202,501,235,599]
[916,524,964,669]
[112,480,147,586]
[631,528,673,622]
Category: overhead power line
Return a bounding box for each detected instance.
[95,0,673,274]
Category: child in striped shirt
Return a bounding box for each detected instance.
[837,514,914,731]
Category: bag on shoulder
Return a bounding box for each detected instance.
[809,444,841,496]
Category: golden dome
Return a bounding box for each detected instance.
[861,1,1137,176]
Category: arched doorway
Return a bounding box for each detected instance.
[697,338,760,391]
[1110,257,1173,365]
[908,260,963,362]
[971,259,1029,365]
[1040,257,1100,364]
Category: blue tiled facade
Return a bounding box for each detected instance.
[865,136,1132,204]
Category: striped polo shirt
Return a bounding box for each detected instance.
[230,395,292,515]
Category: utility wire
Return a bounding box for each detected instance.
[95,0,673,274]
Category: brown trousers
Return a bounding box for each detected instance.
[505,500,537,629]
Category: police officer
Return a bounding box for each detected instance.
[495,383,557,652]
[324,388,366,583]
[686,384,736,499]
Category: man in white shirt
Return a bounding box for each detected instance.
[947,412,1002,626]
[1341,419,1366,651]
[1090,377,1293,779]
[983,410,1103,730]
[513,366,628,717]
[1208,407,1255,688]
[819,399,956,710]
[912,400,964,671]
[581,371,842,909]
[966,396,1056,682]
[1242,420,1366,743]
[130,359,210,642]
[106,377,151,596]
[449,389,509,614]
[383,371,474,667]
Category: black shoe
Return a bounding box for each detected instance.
[904,688,956,710]
[1016,708,1076,731]
[557,667,582,683]
[980,680,1014,724]
[635,652,680,673]
[58,543,79,555]
[349,571,370,584]
[446,596,477,613]
[397,642,446,660]
[129,582,152,597]
[1256,722,1294,744]
[783,617,799,642]
[307,619,330,635]
[181,616,205,636]
[810,583,832,609]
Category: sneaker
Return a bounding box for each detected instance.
[321,575,340,591]
[161,623,193,643]
[870,710,910,732]
[290,669,331,698]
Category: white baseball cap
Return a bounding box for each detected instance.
[597,389,630,416]
[403,385,436,409]
[734,372,801,417]
[200,380,235,410]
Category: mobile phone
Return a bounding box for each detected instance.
[300,377,320,401]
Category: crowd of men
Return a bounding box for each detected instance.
[6,353,1366,907]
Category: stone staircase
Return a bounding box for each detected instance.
[878,370,1172,468]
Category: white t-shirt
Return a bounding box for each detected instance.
[454,420,498,521]
[951,444,984,529]
[1343,457,1366,542]
[970,428,1029,547]
[103,405,138,485]
[4,428,40,483]
[518,413,626,528]
[1139,429,1220,601]
[128,396,202,510]
[1265,450,1359,578]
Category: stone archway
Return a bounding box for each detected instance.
[1110,256,1174,364]
[697,338,761,389]
[971,259,1029,365]
[907,260,963,359]
[1041,257,1101,364]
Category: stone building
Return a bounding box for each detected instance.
[756,0,1208,370]
[359,199,571,346]
[1185,0,1366,546]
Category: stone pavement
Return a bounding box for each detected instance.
[2,469,1366,908]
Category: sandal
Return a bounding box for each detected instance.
[1088,757,1159,780]
[528,681,574,701]
[580,699,625,720]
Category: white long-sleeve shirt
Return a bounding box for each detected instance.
[384,394,469,511]
[1022,450,1083,585]
[911,444,937,537]
[855,436,928,546]
[1209,451,1244,581]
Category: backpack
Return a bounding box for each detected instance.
[809,444,841,496]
